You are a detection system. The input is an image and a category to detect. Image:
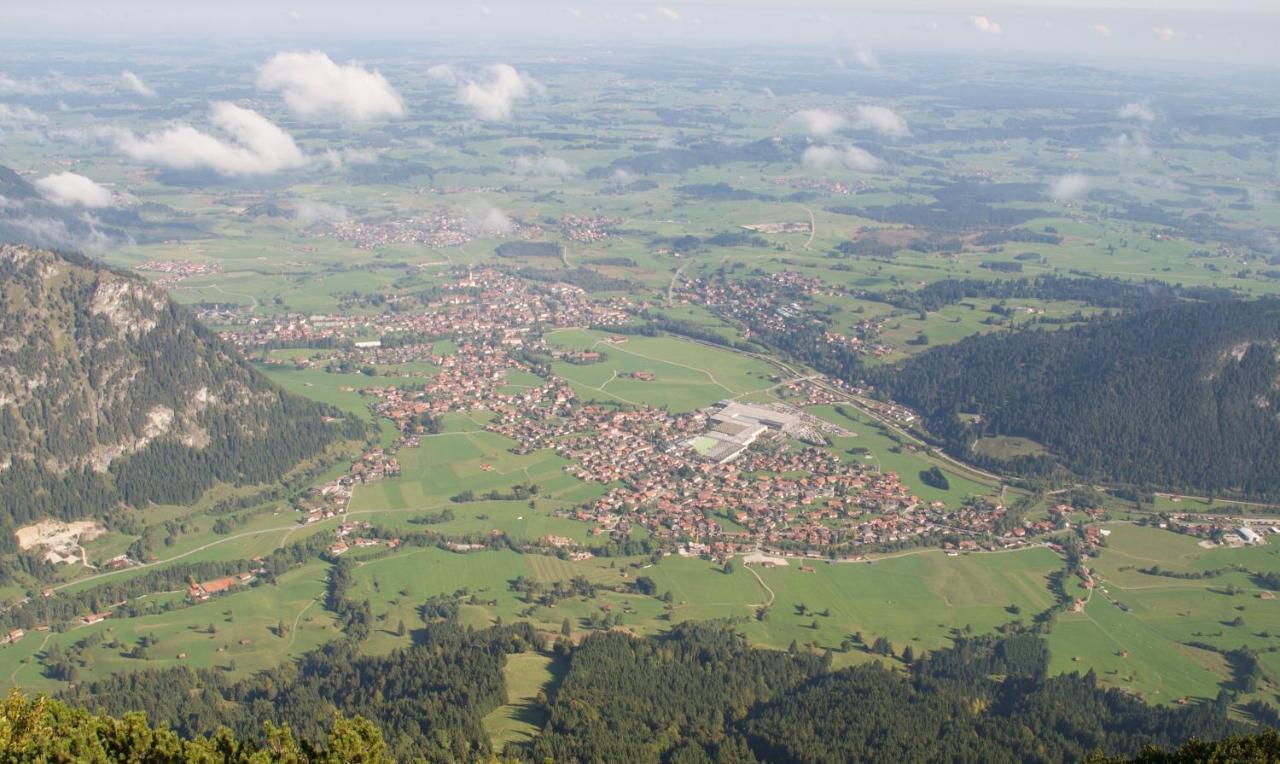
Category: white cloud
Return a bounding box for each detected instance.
[656,6,680,21]
[34,172,114,208]
[1119,101,1157,123]
[970,15,1002,34]
[3,212,117,253]
[1089,23,1112,38]
[1107,131,1153,158]
[1152,25,1178,41]
[794,109,845,137]
[120,70,156,98]
[855,105,909,137]
[0,73,45,95]
[479,4,493,16]
[286,10,302,22]
[116,102,306,177]
[257,51,405,122]
[463,201,514,236]
[323,147,380,169]
[853,46,880,69]
[803,145,883,173]
[1050,173,1090,202]
[0,104,48,124]
[514,155,581,178]
[426,64,458,85]
[294,200,349,224]
[457,64,543,121]
[567,7,584,18]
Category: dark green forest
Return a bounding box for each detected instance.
[51,616,1268,763]
[880,299,1280,498]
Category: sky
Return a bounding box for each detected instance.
[0,1,1278,67]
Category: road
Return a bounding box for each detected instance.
[743,562,775,608]
[802,206,816,250]
[666,264,686,306]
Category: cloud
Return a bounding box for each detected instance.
[294,199,349,224]
[0,104,48,124]
[1107,131,1153,158]
[1050,173,1090,202]
[426,64,458,85]
[34,172,114,208]
[463,201,514,236]
[567,7,584,18]
[2,212,118,253]
[803,145,883,173]
[120,70,156,98]
[1089,23,1112,38]
[794,109,845,137]
[1119,101,1157,123]
[257,51,405,122]
[656,6,680,21]
[855,105,909,137]
[323,146,380,169]
[970,15,1002,34]
[0,73,45,95]
[479,4,493,16]
[853,46,880,69]
[457,64,543,121]
[1152,25,1178,41]
[514,155,581,178]
[116,102,306,177]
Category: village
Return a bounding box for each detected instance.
[675,270,893,357]
[234,269,1057,562]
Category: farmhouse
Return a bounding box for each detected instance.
[188,574,253,601]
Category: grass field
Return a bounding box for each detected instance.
[546,329,779,412]
[1047,524,1280,703]
[0,562,337,695]
[483,652,565,747]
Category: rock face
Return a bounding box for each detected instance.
[0,245,351,522]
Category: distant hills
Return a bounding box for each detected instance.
[882,299,1280,498]
[0,245,357,524]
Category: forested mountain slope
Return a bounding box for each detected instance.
[880,299,1280,497]
[0,244,356,522]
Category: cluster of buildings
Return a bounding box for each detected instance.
[220,269,631,352]
[1162,514,1280,546]
[136,259,220,288]
[312,210,541,250]
[559,215,623,243]
[677,271,891,357]
[213,269,1038,558]
[772,176,868,195]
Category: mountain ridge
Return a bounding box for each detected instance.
[0,244,358,524]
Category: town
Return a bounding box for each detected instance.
[221,269,1059,560]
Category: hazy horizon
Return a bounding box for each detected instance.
[2,1,1278,69]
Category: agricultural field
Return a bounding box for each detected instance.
[1049,525,1280,704]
